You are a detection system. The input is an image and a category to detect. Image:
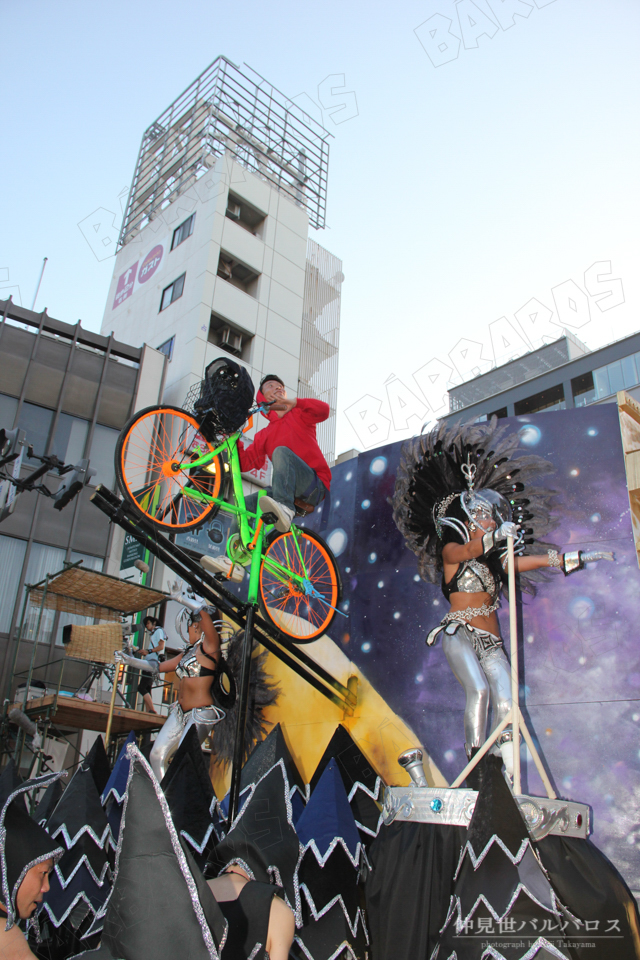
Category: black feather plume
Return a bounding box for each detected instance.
[391,418,559,594]
[210,632,280,766]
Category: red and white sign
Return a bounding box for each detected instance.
[112,262,138,310]
[137,244,164,285]
[112,237,169,310]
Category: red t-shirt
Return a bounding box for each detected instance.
[238,396,331,490]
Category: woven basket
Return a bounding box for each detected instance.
[64,623,123,664]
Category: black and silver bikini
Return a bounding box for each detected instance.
[175,640,219,680]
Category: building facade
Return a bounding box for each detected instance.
[101,57,342,464]
[0,299,166,699]
[441,329,640,424]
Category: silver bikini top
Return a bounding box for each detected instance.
[174,641,218,680]
[442,559,498,602]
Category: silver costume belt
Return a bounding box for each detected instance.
[170,699,226,726]
[426,614,503,663]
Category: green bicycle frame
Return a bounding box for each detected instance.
[181,430,311,606]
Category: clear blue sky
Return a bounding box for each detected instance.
[2,0,638,454]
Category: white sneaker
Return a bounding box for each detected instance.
[259,496,296,533]
[200,555,245,583]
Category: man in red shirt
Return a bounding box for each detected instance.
[201,375,330,580]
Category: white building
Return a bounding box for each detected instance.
[100,57,342,463]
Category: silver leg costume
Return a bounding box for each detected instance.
[150,700,225,781]
[440,622,512,750]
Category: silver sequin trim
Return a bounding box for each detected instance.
[0,770,66,931]
[300,884,368,940]
[55,854,110,890]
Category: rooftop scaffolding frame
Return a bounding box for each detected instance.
[120,57,332,246]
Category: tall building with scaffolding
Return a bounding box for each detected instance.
[101,57,343,462]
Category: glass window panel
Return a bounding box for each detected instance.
[88,424,119,488]
[157,337,174,361]
[69,551,103,572]
[51,414,89,465]
[593,366,610,399]
[23,542,66,643]
[607,360,625,394]
[16,402,53,457]
[0,536,27,633]
[172,274,185,303]
[160,286,172,311]
[0,394,18,431]
[621,355,638,389]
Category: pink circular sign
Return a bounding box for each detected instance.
[138,245,164,284]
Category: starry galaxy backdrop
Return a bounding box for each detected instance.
[301,404,640,893]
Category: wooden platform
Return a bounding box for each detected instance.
[14,695,166,735]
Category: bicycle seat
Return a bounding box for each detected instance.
[294,498,315,517]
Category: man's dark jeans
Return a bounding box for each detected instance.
[244,445,326,518]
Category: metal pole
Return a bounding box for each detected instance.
[4,587,31,704]
[228,604,256,824]
[105,663,121,746]
[507,535,521,794]
[15,576,49,766]
[31,258,48,311]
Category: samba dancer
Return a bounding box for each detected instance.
[116,582,228,780]
[392,419,613,775]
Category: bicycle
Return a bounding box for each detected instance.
[114,383,342,644]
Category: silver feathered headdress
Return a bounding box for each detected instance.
[391,418,559,594]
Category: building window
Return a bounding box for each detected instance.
[488,407,508,419]
[208,314,253,361]
[0,394,18,431]
[51,414,89,465]
[23,542,67,644]
[514,384,565,416]
[16,402,54,457]
[571,372,596,407]
[587,353,640,403]
[160,274,185,312]
[171,214,195,251]
[217,253,259,298]
[0,535,27,634]
[157,337,175,362]
[225,193,266,238]
[88,424,119,488]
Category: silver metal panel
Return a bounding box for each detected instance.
[382,785,590,840]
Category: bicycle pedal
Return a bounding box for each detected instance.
[260,511,278,525]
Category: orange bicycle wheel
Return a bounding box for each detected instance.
[259,528,342,642]
[115,405,223,531]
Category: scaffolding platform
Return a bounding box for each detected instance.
[12,694,165,736]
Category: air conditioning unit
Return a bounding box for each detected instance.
[226,202,241,221]
[218,326,243,355]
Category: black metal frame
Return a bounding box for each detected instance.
[90,484,356,822]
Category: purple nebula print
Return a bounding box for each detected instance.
[302,404,640,892]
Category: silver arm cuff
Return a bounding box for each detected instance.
[481,530,496,555]
[562,550,583,575]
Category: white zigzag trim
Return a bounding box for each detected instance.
[438,935,571,960]
[347,776,382,804]
[295,934,359,960]
[180,822,215,855]
[40,892,104,930]
[50,823,112,852]
[300,884,368,942]
[454,835,530,880]
[300,835,361,870]
[54,854,110,890]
